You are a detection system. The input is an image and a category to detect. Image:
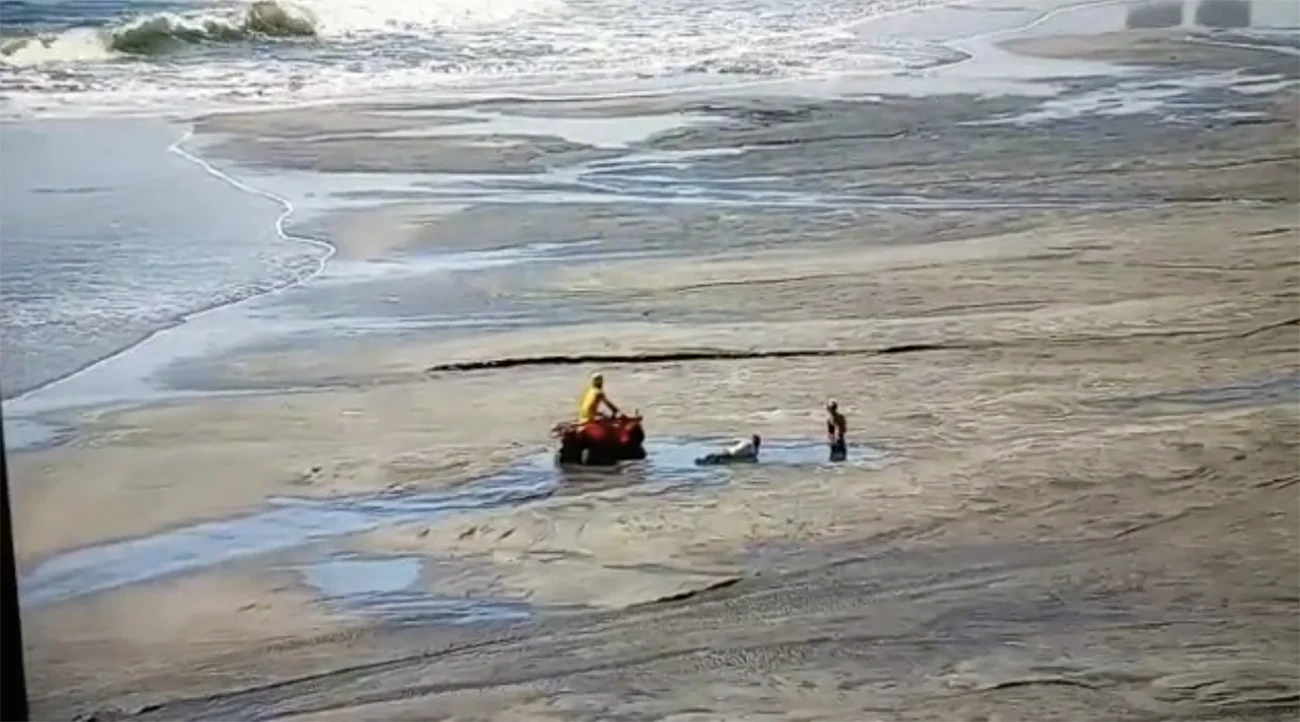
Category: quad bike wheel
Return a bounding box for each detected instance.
[556,443,584,465]
[581,446,619,466]
[621,445,647,460]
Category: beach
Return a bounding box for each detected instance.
[3,0,1299,719]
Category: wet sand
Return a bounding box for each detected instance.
[22,568,354,718]
[12,25,1300,721]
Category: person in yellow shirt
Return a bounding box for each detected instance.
[578,372,621,423]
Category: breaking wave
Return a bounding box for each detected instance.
[0,0,570,65]
[0,1,317,64]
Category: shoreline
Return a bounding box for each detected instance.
[1,125,336,410]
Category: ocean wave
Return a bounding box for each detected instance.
[0,0,951,117]
[292,0,568,36]
[0,1,317,65]
[0,0,570,66]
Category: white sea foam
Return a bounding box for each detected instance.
[292,0,568,35]
[0,0,958,119]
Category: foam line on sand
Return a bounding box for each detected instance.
[167,126,338,285]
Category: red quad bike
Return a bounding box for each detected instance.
[552,412,647,466]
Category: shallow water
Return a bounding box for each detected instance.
[295,553,535,625]
[0,416,67,453]
[0,118,303,400]
[19,436,886,608]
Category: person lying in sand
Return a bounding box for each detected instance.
[578,372,621,423]
[696,434,762,465]
[826,400,847,462]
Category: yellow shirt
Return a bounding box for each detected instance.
[578,386,604,423]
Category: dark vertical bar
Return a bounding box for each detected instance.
[1196,0,1252,28]
[0,395,31,721]
[1126,1,1185,29]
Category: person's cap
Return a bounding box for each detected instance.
[591,372,604,385]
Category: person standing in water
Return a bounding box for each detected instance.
[826,400,847,461]
[579,372,621,423]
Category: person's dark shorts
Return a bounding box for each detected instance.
[829,439,847,462]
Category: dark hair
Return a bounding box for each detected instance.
[752,434,762,447]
